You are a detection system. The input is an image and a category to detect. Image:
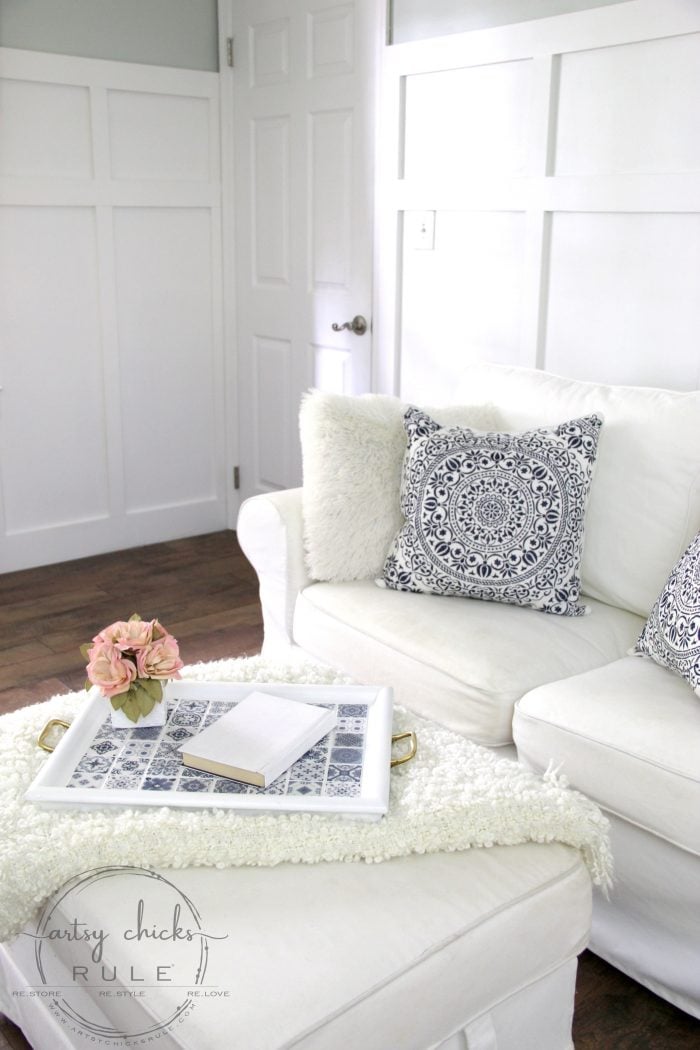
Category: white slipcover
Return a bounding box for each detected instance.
[460,364,700,618]
[236,364,700,1019]
[514,657,700,1016]
[513,657,700,852]
[295,580,643,746]
[0,843,590,1050]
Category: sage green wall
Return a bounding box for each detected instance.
[391,0,632,43]
[0,0,219,71]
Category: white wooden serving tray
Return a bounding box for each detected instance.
[25,681,394,819]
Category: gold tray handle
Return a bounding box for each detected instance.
[37,718,71,753]
[391,730,417,768]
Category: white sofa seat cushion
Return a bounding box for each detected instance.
[513,657,700,854]
[1,844,588,1050]
[294,580,643,745]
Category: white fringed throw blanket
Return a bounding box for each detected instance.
[0,657,612,943]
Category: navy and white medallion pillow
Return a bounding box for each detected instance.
[379,407,603,616]
[634,530,700,694]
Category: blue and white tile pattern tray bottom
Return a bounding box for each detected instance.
[25,681,394,818]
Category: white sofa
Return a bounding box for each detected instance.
[237,363,700,1020]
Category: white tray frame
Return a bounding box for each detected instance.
[25,681,394,818]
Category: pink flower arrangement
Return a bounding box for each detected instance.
[82,613,184,723]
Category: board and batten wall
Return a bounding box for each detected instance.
[0,47,229,572]
[374,0,700,402]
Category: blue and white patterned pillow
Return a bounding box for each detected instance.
[379,407,602,616]
[634,531,700,694]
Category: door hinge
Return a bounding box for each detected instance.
[226,37,234,68]
[233,465,240,490]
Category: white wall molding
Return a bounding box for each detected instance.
[0,47,219,93]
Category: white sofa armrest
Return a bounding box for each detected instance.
[236,488,312,654]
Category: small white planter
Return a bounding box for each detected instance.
[109,697,167,729]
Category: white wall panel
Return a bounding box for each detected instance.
[555,33,700,175]
[545,212,700,389]
[0,78,92,177]
[254,336,291,488]
[108,89,210,181]
[0,205,109,532]
[113,207,218,513]
[403,61,531,180]
[252,117,290,286]
[310,109,352,288]
[400,210,528,402]
[308,4,354,77]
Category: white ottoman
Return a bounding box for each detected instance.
[1,841,590,1050]
[0,655,598,1050]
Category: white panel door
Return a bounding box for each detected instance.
[221,0,378,499]
[0,49,227,571]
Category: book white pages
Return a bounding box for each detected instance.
[177,691,337,787]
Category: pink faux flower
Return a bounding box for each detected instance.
[150,618,168,641]
[136,635,184,680]
[95,617,154,651]
[93,622,123,646]
[86,641,137,698]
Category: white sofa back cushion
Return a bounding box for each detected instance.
[460,364,700,617]
[299,391,498,582]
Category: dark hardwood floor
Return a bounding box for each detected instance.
[0,531,263,714]
[0,531,698,1049]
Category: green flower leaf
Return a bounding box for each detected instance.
[137,678,163,702]
[80,643,92,661]
[110,692,128,710]
[135,691,155,717]
[122,694,141,723]
[84,679,92,693]
[129,613,142,622]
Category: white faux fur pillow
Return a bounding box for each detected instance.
[300,390,499,581]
